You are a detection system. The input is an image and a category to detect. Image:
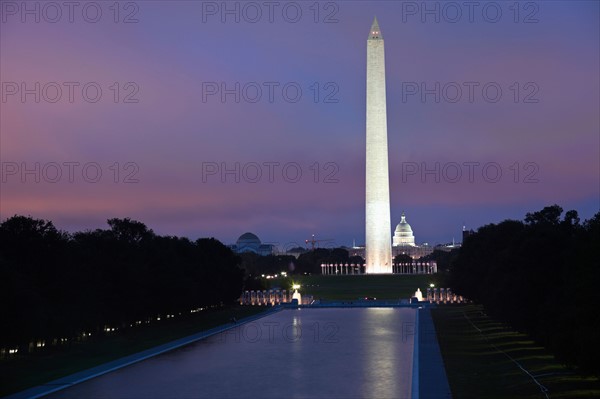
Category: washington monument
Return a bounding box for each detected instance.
[365,17,392,274]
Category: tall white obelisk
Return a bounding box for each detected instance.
[365,17,392,274]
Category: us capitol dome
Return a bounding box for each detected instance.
[393,212,416,247]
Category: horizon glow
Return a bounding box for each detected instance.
[1,1,598,248]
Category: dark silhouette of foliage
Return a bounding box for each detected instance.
[449,205,600,375]
[418,249,459,274]
[349,255,364,264]
[394,254,413,264]
[295,248,351,274]
[0,216,244,349]
[238,253,296,276]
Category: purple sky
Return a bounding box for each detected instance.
[1,1,599,248]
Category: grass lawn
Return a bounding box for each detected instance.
[431,304,600,399]
[289,274,444,300]
[0,306,265,397]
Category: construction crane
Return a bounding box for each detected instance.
[305,234,334,251]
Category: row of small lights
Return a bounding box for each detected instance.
[257,270,299,291]
[113,305,219,330]
[2,306,216,356]
[108,307,211,331]
[261,271,287,279]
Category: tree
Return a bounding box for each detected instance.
[449,206,600,375]
[394,254,412,264]
[0,215,245,349]
[524,204,562,225]
[107,218,154,243]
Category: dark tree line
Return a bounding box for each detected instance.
[240,247,362,278]
[239,252,297,277]
[294,248,362,274]
[449,205,600,375]
[0,216,244,348]
[419,249,460,274]
[394,254,413,264]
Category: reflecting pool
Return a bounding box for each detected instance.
[47,308,416,399]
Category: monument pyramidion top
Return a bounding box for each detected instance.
[368,16,383,40]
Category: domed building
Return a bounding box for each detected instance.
[345,211,434,262]
[228,232,274,256]
[393,212,416,247]
[391,211,434,259]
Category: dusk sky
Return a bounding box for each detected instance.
[1,1,598,249]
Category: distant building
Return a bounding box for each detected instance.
[347,243,366,259]
[434,242,461,252]
[339,211,467,262]
[392,212,433,259]
[393,212,415,246]
[228,232,274,256]
[348,212,436,260]
[393,243,433,259]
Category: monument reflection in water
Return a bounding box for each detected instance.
[47,308,417,399]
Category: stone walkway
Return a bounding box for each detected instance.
[418,308,453,398]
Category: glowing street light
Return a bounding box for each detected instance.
[429,283,435,288]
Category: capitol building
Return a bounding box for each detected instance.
[393,212,416,246]
[328,211,439,275]
[348,212,434,260]
[391,212,433,259]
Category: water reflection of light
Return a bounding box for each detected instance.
[360,308,416,399]
[288,311,305,397]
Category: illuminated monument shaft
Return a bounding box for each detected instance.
[365,17,392,274]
